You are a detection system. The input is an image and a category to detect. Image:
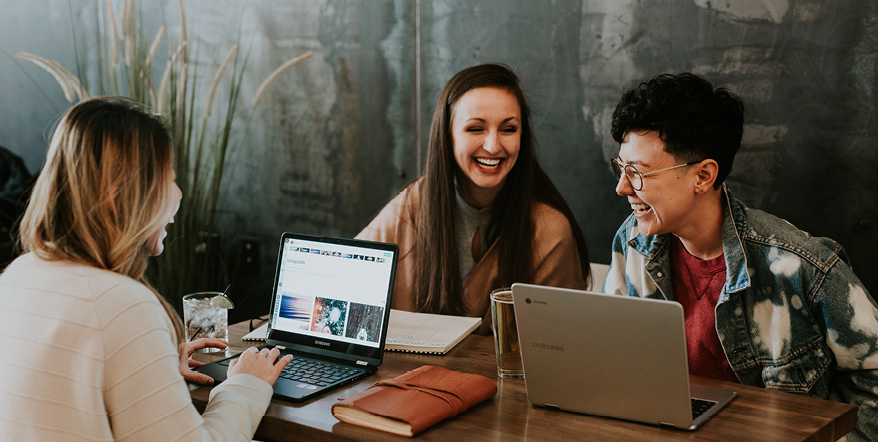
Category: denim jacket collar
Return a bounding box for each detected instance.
[719,186,751,294]
[627,184,751,298]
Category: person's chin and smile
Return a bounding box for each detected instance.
[625,182,667,237]
[462,153,516,196]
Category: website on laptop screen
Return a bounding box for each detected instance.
[269,237,394,349]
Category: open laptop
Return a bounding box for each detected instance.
[197,232,398,401]
[511,283,737,430]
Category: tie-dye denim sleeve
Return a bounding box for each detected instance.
[813,263,878,442]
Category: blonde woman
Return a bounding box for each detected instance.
[0,97,291,440]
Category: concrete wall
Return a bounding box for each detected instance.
[2,0,876,303]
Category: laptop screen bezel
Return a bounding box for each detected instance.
[265,232,398,367]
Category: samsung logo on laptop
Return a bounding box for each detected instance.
[532,342,564,352]
[315,340,331,347]
[524,298,547,305]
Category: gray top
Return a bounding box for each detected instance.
[454,186,493,281]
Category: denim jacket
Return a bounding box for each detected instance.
[604,187,878,441]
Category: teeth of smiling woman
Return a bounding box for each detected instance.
[631,203,650,212]
[475,158,501,168]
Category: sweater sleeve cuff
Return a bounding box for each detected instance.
[203,373,274,439]
[210,373,274,403]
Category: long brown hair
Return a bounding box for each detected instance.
[19,97,185,343]
[415,63,590,314]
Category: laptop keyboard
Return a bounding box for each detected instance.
[280,358,362,386]
[691,398,717,420]
[218,355,362,387]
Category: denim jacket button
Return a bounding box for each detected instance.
[657,272,663,278]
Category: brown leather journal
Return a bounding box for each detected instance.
[331,365,498,436]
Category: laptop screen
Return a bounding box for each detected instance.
[266,233,397,364]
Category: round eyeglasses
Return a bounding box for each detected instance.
[611,158,701,191]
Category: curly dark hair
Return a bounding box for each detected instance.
[610,73,744,188]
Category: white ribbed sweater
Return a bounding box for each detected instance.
[0,253,272,441]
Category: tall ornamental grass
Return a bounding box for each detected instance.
[15,0,312,308]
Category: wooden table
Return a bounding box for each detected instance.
[190,321,857,441]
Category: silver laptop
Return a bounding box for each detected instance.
[198,232,398,401]
[511,283,737,430]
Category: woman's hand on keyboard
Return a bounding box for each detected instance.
[228,346,294,385]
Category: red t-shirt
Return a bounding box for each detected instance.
[670,236,739,383]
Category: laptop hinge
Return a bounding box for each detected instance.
[356,360,368,366]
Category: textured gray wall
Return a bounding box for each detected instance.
[2,0,876,303]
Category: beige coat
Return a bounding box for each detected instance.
[357,179,587,335]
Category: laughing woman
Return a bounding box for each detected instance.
[0,97,291,441]
[357,63,590,334]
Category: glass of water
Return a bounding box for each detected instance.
[182,291,232,353]
[490,287,524,379]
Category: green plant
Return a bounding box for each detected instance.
[14,0,312,309]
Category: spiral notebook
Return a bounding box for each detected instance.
[384,310,481,355]
[242,323,268,341]
[242,310,480,354]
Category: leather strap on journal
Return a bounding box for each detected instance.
[332,365,497,435]
[371,378,468,415]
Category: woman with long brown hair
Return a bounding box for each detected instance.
[0,97,291,440]
[358,63,590,334]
